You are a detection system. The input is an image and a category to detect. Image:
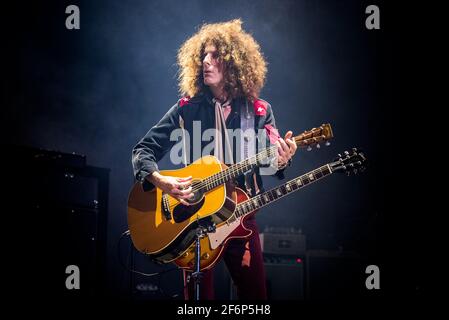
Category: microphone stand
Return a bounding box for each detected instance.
[191,220,216,300]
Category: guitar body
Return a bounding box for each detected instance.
[127,155,237,262]
[173,145,364,273]
[127,124,334,265]
[174,187,257,271]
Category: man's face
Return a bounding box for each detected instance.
[203,45,224,88]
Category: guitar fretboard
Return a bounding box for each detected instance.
[196,127,331,193]
[234,164,333,218]
[201,146,277,192]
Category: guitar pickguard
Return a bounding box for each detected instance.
[208,217,241,249]
[172,197,206,223]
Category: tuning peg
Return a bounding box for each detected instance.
[307,146,312,151]
[325,141,330,146]
[344,151,349,155]
[337,153,342,158]
[353,168,358,175]
[352,147,358,152]
[316,143,321,149]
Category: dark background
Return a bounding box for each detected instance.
[3,0,421,304]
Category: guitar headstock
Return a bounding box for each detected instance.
[295,123,334,150]
[330,148,367,175]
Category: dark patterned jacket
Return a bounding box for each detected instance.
[132,91,288,196]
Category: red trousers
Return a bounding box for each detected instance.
[183,218,267,300]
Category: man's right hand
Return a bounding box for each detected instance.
[147,172,194,206]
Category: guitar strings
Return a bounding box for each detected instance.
[185,145,276,193]
[232,154,362,218]
[233,165,330,218]
[166,134,329,207]
[170,165,330,221]
[186,133,325,193]
[167,152,358,210]
[165,147,273,209]
[165,148,273,209]
[229,155,361,221]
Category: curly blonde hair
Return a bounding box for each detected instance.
[177,19,267,101]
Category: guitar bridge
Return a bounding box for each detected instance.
[161,194,172,221]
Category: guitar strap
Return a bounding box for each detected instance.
[179,115,188,167]
[240,100,257,197]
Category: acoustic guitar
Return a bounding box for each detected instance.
[174,148,367,271]
[127,124,333,263]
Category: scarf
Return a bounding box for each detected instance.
[212,97,233,164]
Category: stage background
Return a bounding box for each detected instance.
[3,0,420,302]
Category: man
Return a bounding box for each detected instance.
[132,19,297,299]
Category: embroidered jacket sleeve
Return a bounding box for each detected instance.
[131,101,182,190]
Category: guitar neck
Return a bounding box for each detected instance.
[200,125,331,192]
[234,163,334,218]
[201,145,277,192]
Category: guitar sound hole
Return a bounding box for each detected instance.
[186,189,204,204]
[173,196,205,223]
[186,180,204,204]
[172,180,205,223]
